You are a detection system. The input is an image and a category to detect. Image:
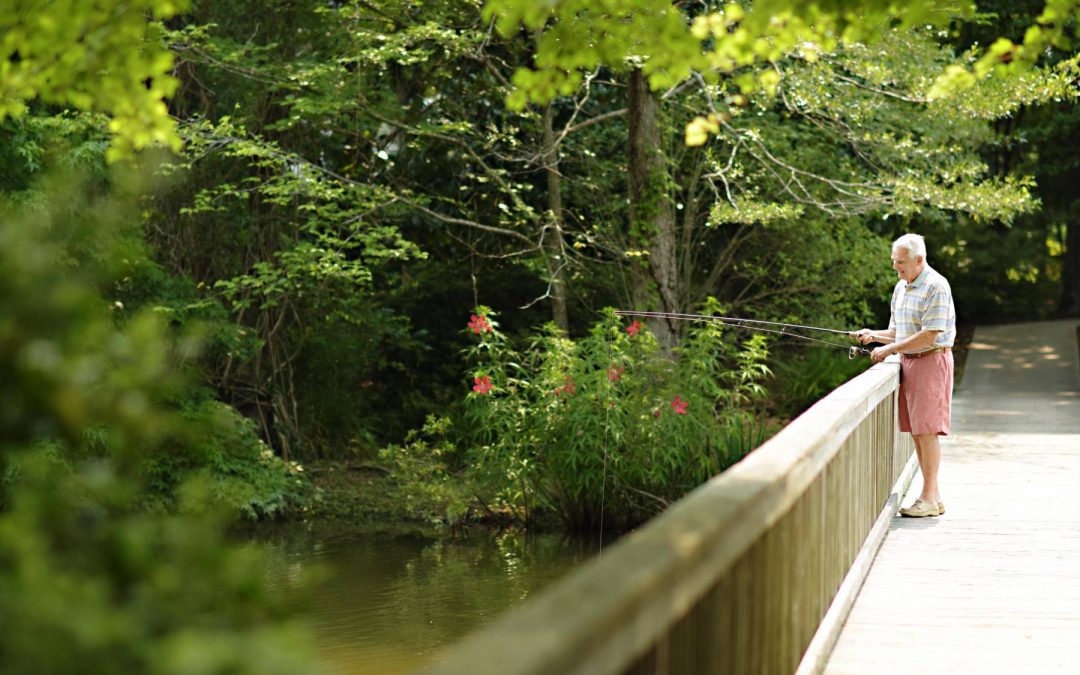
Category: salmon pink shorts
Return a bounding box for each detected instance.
[898,351,954,436]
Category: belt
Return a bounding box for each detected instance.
[900,346,951,359]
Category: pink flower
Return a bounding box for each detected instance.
[670,395,688,415]
[607,365,624,382]
[472,375,493,394]
[626,319,643,337]
[554,376,577,397]
[468,313,492,334]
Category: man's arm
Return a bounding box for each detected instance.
[886,329,940,354]
[852,328,896,344]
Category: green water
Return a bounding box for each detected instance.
[258,524,599,674]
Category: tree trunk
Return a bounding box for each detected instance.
[541,103,571,334]
[627,68,679,350]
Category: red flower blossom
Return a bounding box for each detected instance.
[468,313,492,334]
[607,365,624,382]
[472,375,493,394]
[554,376,577,397]
[626,319,643,337]
[652,408,661,418]
[670,395,688,415]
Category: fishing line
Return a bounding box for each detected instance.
[614,310,872,359]
[615,310,855,335]
[599,311,615,556]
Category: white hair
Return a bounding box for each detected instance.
[892,233,926,261]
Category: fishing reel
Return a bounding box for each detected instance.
[849,345,872,360]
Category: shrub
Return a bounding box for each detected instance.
[144,396,316,520]
[0,169,317,674]
[378,415,473,527]
[462,303,771,531]
[0,457,317,675]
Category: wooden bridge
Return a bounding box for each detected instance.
[423,320,1080,675]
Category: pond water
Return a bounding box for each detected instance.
[257,524,602,674]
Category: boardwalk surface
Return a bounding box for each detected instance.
[824,320,1080,674]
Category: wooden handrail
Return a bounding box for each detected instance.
[423,359,913,675]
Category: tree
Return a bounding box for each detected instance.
[160,2,427,456]
[487,0,1080,111]
[0,0,186,159]
[157,0,654,449]
[948,0,1080,318]
[485,1,1068,334]
[627,68,682,349]
[0,174,316,672]
[1,4,318,670]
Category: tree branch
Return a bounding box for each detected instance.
[396,196,536,245]
[565,108,628,135]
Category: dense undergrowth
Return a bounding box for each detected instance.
[361,305,873,533]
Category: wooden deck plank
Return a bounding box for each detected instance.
[824,320,1080,675]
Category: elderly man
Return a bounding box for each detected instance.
[853,233,956,518]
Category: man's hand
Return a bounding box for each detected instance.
[870,345,893,363]
[851,328,876,345]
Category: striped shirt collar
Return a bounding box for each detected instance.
[906,264,932,290]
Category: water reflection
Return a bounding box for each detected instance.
[257,524,599,674]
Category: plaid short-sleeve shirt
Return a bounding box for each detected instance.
[887,264,956,350]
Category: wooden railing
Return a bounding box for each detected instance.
[423,359,915,675]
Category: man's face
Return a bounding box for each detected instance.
[891,248,923,284]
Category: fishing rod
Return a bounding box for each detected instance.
[614,310,872,359]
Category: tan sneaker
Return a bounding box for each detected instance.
[938,501,945,516]
[899,498,941,518]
